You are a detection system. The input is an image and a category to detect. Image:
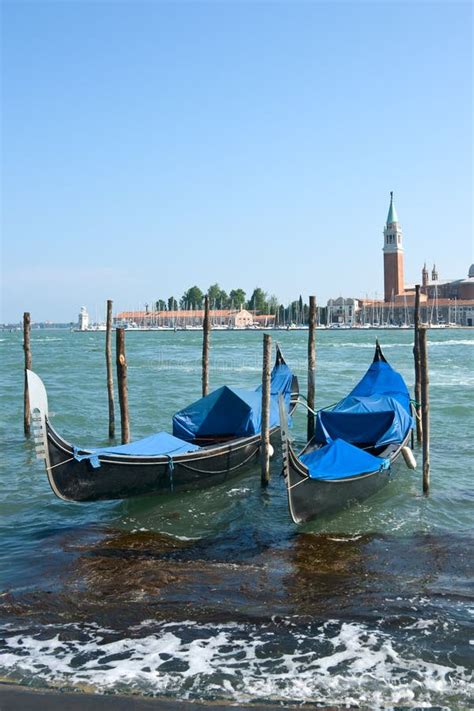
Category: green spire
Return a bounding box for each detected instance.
[386,191,399,225]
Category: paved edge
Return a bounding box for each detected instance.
[0,683,343,711]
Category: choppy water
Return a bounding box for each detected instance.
[0,328,473,709]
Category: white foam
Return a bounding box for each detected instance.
[327,535,363,542]
[226,487,250,497]
[0,619,472,707]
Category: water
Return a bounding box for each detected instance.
[1,328,473,709]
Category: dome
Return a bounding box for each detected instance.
[469,264,474,278]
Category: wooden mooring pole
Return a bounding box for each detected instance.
[413,284,423,443]
[307,295,316,441]
[106,299,115,439]
[261,333,272,486]
[419,326,430,493]
[116,328,130,444]
[23,312,32,437]
[202,294,210,397]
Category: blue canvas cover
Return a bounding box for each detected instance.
[173,361,294,442]
[300,438,390,481]
[74,431,200,468]
[349,359,411,411]
[315,359,413,447]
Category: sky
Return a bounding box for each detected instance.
[1,0,472,322]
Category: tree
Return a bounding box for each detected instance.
[168,296,178,311]
[207,283,228,308]
[155,299,166,311]
[229,288,246,309]
[247,287,268,313]
[267,295,279,315]
[180,286,204,309]
[278,304,285,326]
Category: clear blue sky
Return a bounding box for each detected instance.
[1,1,472,322]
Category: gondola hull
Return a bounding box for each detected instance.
[44,421,280,502]
[28,346,298,503]
[285,438,409,524]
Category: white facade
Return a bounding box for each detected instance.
[229,308,254,328]
[327,297,360,326]
[78,307,89,331]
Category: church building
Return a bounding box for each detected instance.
[326,192,474,326]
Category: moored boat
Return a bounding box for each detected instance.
[280,342,414,524]
[28,346,298,502]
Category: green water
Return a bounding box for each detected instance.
[0,328,473,708]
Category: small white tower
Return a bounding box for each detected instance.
[78,307,89,331]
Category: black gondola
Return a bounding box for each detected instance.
[28,346,298,502]
[280,343,414,524]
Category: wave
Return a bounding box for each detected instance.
[1,619,471,707]
[322,339,473,349]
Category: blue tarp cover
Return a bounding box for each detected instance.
[173,361,294,441]
[349,359,411,411]
[74,432,200,467]
[315,359,413,447]
[300,438,390,480]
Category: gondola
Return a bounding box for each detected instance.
[28,345,298,502]
[280,342,414,524]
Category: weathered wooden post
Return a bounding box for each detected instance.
[307,295,316,441]
[116,328,130,444]
[106,299,115,439]
[202,294,210,397]
[23,312,32,437]
[419,326,430,493]
[261,333,272,486]
[413,284,423,443]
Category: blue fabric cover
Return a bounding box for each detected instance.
[173,361,294,441]
[74,432,200,467]
[349,359,411,411]
[315,359,413,447]
[300,438,390,480]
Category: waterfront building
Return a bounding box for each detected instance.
[327,298,360,326]
[325,194,474,326]
[418,263,474,301]
[114,308,275,329]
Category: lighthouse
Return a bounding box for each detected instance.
[78,307,90,331]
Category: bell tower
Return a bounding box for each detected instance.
[383,192,404,302]
[422,263,429,287]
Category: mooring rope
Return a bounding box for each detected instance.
[287,477,308,490]
[177,446,260,475]
[296,396,339,416]
[47,456,75,471]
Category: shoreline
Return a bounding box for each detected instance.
[0,683,342,711]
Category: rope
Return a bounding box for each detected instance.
[47,456,75,471]
[410,400,422,421]
[177,445,259,475]
[167,456,174,492]
[287,477,308,491]
[49,442,259,477]
[295,396,339,416]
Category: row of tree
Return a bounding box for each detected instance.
[150,286,316,323]
[153,285,279,314]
